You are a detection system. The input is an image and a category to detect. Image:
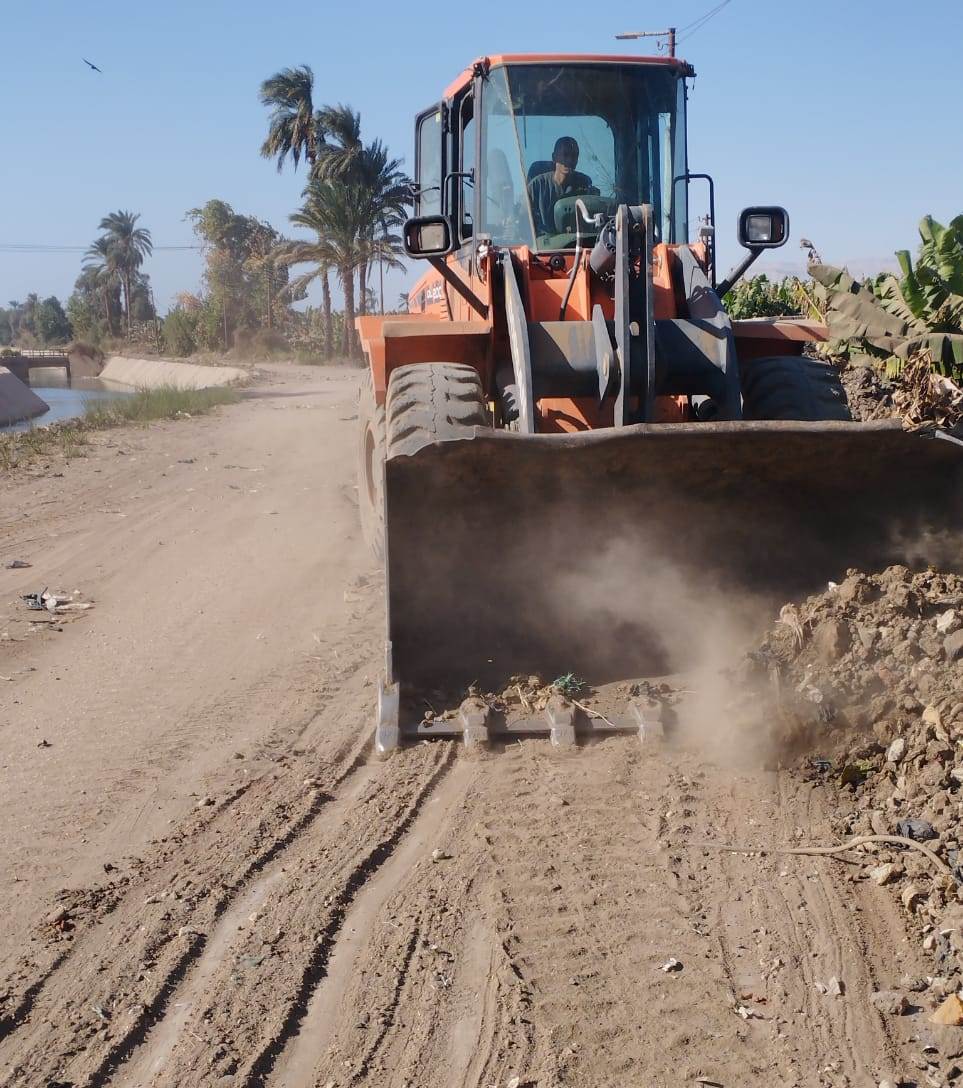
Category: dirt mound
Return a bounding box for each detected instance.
[838,357,963,431]
[741,565,963,996]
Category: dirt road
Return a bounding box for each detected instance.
[0,365,943,1087]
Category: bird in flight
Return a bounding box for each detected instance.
[82,58,103,73]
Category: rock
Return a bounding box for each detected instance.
[870,989,909,1015]
[196,796,215,808]
[937,609,958,635]
[945,630,963,661]
[930,993,963,1026]
[813,619,852,663]
[896,818,938,842]
[922,704,943,730]
[900,974,929,993]
[45,906,69,926]
[506,1078,522,1088]
[826,975,844,997]
[6,559,31,569]
[901,883,925,911]
[887,737,907,764]
[869,863,898,886]
[659,957,683,973]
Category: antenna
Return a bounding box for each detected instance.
[615,27,677,57]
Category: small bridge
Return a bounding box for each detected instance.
[3,349,71,384]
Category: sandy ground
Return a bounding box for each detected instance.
[0,363,943,1087]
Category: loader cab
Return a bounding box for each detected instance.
[410,56,690,259]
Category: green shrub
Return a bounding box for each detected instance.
[162,307,199,357]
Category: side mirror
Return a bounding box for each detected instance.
[737,206,789,249]
[403,215,453,258]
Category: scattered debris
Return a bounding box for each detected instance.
[20,588,94,614]
[552,672,586,698]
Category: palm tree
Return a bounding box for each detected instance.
[259,65,322,172]
[314,110,411,318]
[98,211,152,336]
[354,142,410,315]
[83,235,120,336]
[281,180,364,357]
[312,104,363,180]
[368,231,406,314]
[260,65,334,352]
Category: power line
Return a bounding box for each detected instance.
[676,0,734,43]
[0,243,201,253]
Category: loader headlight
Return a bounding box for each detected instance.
[737,206,789,250]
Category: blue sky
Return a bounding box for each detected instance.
[1,0,961,312]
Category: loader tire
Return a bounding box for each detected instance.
[358,370,386,559]
[386,363,488,459]
[741,356,852,422]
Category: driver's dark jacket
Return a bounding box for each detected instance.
[526,170,594,235]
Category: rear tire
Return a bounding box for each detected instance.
[358,370,386,559]
[741,356,852,422]
[386,363,488,458]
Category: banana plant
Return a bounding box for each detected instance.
[810,215,963,379]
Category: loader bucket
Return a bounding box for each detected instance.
[376,421,963,752]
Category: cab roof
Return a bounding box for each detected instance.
[443,53,693,100]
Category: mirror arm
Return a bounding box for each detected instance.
[717,247,762,299]
[427,256,489,318]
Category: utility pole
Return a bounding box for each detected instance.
[615,27,677,56]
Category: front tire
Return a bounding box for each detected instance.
[386,363,488,458]
[741,356,852,421]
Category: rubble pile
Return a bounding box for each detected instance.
[744,565,963,1005]
[838,358,963,432]
[838,362,898,422]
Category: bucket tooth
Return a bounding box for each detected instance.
[632,698,664,744]
[376,681,401,757]
[458,696,491,751]
[544,695,576,748]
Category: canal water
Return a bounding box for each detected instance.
[1,375,134,434]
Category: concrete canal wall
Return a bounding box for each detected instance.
[101,356,249,390]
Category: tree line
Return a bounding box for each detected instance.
[4,63,410,360]
[1,211,156,349]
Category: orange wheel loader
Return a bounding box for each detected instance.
[356,53,963,754]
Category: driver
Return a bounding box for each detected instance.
[526,136,595,236]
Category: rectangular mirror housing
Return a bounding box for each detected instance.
[738,206,789,249]
[403,215,453,258]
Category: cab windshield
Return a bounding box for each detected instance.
[479,63,687,252]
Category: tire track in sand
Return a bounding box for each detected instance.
[264,757,475,1087]
[0,714,372,1086]
[117,743,457,1088]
